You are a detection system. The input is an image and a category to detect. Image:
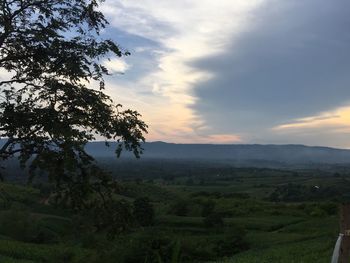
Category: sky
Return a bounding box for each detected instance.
[98,0,350,148]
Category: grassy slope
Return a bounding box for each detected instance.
[221,218,337,263]
[0,168,344,262]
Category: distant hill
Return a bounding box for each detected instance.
[85,141,350,166]
[2,141,350,178]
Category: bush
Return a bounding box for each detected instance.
[32,227,59,244]
[0,209,38,242]
[0,209,59,243]
[319,202,338,215]
[179,226,249,261]
[80,232,99,249]
[169,199,188,216]
[133,197,155,226]
[216,234,249,256]
[93,230,176,263]
[310,207,327,217]
[201,200,216,217]
[203,213,224,228]
[90,200,134,239]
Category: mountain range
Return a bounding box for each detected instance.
[85,141,350,166]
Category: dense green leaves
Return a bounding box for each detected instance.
[0,0,147,233]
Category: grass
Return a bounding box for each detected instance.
[0,239,89,262]
[216,237,335,263]
[0,167,346,262]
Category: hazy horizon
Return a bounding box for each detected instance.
[90,140,350,150]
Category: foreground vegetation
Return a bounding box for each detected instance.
[0,162,347,262]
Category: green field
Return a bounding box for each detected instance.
[0,165,347,262]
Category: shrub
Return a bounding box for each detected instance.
[0,209,38,242]
[0,209,59,243]
[133,197,155,226]
[203,212,224,228]
[319,202,338,215]
[93,230,176,263]
[215,225,249,256]
[310,207,327,217]
[169,199,188,216]
[201,200,216,217]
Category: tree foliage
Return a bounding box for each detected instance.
[170,199,188,217]
[0,0,147,232]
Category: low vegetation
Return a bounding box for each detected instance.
[0,162,346,262]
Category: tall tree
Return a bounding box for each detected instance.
[0,0,147,232]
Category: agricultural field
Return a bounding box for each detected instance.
[0,162,348,262]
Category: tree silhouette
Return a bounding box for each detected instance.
[0,0,147,232]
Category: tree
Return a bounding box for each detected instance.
[0,0,147,232]
[170,199,188,216]
[133,197,155,226]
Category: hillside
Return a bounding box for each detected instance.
[0,167,343,263]
[86,141,350,166]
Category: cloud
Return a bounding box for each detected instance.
[103,59,131,74]
[100,0,264,143]
[273,106,350,132]
[98,0,350,147]
[202,134,242,144]
[147,130,242,144]
[190,0,350,144]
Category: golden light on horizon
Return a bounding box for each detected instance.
[273,106,350,132]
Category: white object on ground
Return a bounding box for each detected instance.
[331,233,344,263]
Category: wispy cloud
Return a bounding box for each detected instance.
[273,106,350,132]
[98,0,350,147]
[100,0,264,142]
[188,0,350,147]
